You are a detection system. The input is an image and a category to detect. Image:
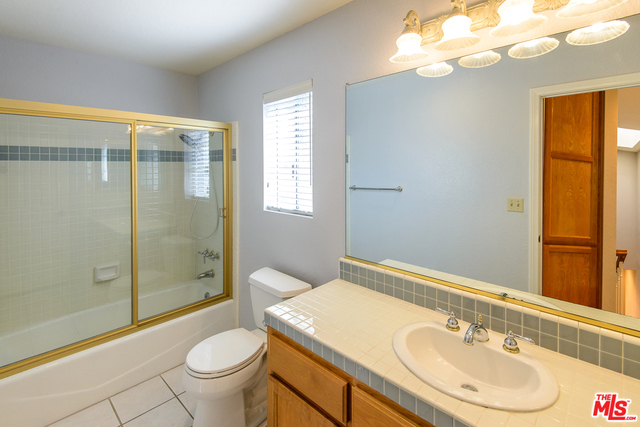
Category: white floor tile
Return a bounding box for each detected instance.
[47,400,120,427]
[161,364,185,395]
[124,398,193,427]
[177,392,198,417]
[110,376,174,423]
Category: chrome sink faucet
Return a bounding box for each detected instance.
[463,315,489,345]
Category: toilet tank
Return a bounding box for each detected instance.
[248,267,312,330]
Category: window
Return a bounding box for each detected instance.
[184,131,210,199]
[263,80,313,217]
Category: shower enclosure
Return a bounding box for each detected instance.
[0,99,232,378]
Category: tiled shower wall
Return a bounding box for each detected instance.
[0,115,227,334]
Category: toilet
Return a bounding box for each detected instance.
[182,267,311,427]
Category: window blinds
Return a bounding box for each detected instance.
[263,80,313,217]
[184,131,210,200]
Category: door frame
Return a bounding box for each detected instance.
[529,71,640,295]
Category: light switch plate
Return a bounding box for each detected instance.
[507,197,524,213]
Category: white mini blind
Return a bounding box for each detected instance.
[184,131,210,199]
[263,80,313,217]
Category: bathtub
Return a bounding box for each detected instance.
[0,279,224,367]
[0,280,235,427]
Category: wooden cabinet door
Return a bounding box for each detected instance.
[268,375,338,427]
[352,387,424,427]
[542,92,604,308]
[268,333,348,424]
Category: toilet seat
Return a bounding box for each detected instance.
[185,328,265,380]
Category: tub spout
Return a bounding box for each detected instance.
[197,269,214,280]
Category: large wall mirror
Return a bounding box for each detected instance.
[346,11,640,332]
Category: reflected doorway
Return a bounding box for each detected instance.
[541,86,640,316]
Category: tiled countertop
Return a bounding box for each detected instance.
[265,279,640,427]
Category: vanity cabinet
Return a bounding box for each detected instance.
[267,327,434,427]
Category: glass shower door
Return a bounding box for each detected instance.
[0,114,133,367]
[136,125,225,320]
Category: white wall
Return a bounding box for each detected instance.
[618,150,638,270]
[197,1,640,327]
[0,33,198,117]
[196,0,441,329]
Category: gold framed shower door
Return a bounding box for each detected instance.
[0,98,233,379]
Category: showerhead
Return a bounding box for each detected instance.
[179,134,198,148]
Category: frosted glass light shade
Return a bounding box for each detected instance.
[508,37,559,58]
[557,0,628,18]
[435,15,481,50]
[458,50,502,68]
[566,20,629,45]
[490,0,547,37]
[416,62,454,77]
[390,33,429,63]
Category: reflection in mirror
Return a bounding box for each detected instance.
[346,12,640,331]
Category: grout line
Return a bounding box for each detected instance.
[159,374,178,398]
[119,395,176,425]
[175,392,195,420]
[108,398,124,427]
[44,402,100,427]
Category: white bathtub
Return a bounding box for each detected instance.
[0,281,235,427]
[0,279,223,367]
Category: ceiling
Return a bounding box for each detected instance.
[0,0,354,75]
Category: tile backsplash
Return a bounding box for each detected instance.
[340,258,640,381]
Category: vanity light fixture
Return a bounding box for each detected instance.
[557,0,629,18]
[566,20,630,45]
[458,50,502,68]
[390,11,429,63]
[490,0,547,37]
[435,0,480,51]
[416,61,454,77]
[508,37,560,58]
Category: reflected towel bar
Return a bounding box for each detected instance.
[349,185,403,192]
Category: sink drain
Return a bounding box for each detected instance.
[461,384,478,392]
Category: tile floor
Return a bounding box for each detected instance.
[47,364,196,427]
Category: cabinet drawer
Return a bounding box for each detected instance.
[268,333,348,425]
[352,387,422,427]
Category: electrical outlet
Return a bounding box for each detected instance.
[507,197,524,213]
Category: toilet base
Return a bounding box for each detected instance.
[193,391,245,427]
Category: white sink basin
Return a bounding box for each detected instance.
[393,321,559,412]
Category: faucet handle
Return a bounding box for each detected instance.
[503,330,535,354]
[436,308,460,332]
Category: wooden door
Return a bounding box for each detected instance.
[542,92,604,308]
[268,375,338,427]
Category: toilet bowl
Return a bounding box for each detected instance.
[182,267,311,427]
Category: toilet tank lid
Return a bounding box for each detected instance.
[248,267,312,298]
